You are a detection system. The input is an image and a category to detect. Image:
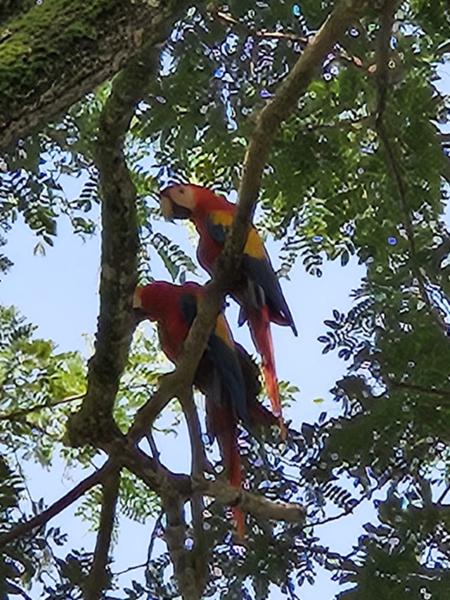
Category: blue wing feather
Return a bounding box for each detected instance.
[207,334,250,426]
[241,255,297,335]
[206,216,228,245]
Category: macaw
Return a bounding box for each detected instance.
[159,183,297,438]
[133,280,276,538]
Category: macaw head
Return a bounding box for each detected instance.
[160,183,228,220]
[133,281,174,322]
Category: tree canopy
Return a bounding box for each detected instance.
[1,1,450,599]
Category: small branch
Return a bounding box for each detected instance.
[198,479,306,523]
[182,392,209,596]
[210,6,366,71]
[84,468,121,600]
[211,7,309,46]
[4,582,33,600]
[0,460,116,548]
[0,393,84,422]
[302,493,370,529]
[182,392,210,476]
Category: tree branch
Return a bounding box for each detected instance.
[0,0,188,151]
[0,460,116,548]
[84,468,121,600]
[129,0,368,445]
[163,493,201,600]
[0,393,84,422]
[199,479,306,524]
[210,6,366,71]
[182,392,209,596]
[67,40,167,445]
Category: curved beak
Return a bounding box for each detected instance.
[132,288,146,322]
[159,187,193,220]
[160,193,175,221]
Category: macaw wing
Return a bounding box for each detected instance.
[180,292,198,327]
[241,255,297,335]
[205,214,229,246]
[207,323,250,427]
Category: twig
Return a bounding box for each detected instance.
[84,468,121,600]
[146,430,162,468]
[0,460,116,548]
[437,483,450,505]
[301,492,369,529]
[211,6,366,71]
[4,582,33,600]
[211,7,309,46]
[0,393,84,422]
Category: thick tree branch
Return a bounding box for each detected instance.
[0,0,188,151]
[0,460,116,548]
[67,41,166,445]
[163,494,201,600]
[84,469,121,600]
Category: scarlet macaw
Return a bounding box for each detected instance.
[159,183,297,438]
[133,280,276,538]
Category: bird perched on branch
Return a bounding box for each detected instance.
[133,280,276,538]
[159,183,297,438]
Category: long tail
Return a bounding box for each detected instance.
[247,305,287,440]
[206,401,245,539]
[224,427,245,540]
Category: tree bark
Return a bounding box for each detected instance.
[0,0,187,151]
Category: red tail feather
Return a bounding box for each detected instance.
[247,306,287,439]
[228,438,245,540]
[219,419,245,539]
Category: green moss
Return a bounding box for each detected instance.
[0,0,138,125]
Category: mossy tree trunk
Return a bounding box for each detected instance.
[0,0,186,150]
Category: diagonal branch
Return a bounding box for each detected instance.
[84,468,121,600]
[0,393,84,422]
[0,460,116,548]
[129,0,368,444]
